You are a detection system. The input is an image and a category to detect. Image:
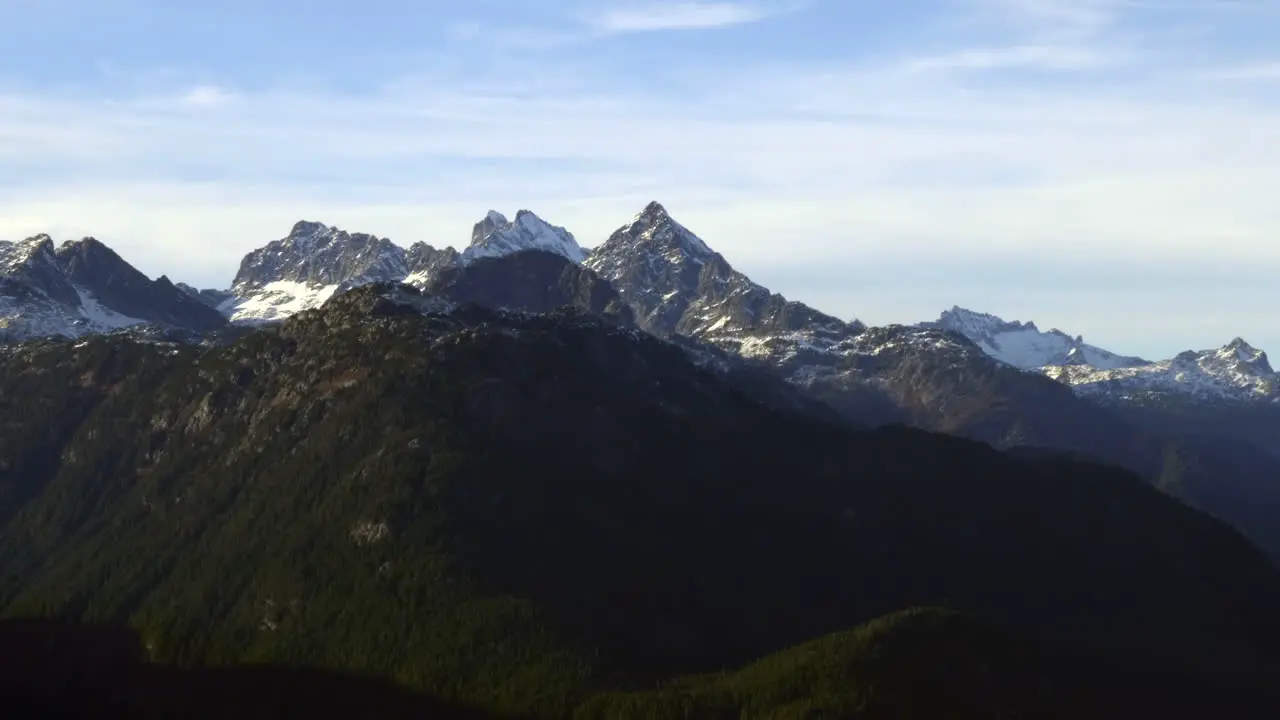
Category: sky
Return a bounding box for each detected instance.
[1,0,1279,359]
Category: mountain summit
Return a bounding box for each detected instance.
[461,209,586,266]
[1047,337,1279,402]
[585,201,844,341]
[0,233,225,341]
[221,221,410,323]
[926,307,1148,370]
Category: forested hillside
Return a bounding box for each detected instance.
[3,284,1279,717]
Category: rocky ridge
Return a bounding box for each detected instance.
[0,234,226,342]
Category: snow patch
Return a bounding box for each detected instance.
[222,280,340,324]
[75,287,146,331]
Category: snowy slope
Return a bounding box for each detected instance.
[0,235,49,273]
[926,307,1148,371]
[923,307,1280,403]
[222,221,410,324]
[219,280,341,324]
[1045,338,1279,402]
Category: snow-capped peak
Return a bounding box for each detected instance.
[222,220,410,324]
[1205,337,1272,376]
[0,234,57,272]
[461,209,586,265]
[1,232,226,342]
[1047,337,1279,403]
[926,307,1147,371]
[937,306,1038,338]
[1219,337,1269,369]
[616,200,714,257]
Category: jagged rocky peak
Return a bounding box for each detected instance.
[403,242,460,287]
[1211,338,1272,375]
[1049,337,1280,403]
[1223,336,1268,362]
[612,200,715,258]
[0,233,228,341]
[461,209,586,265]
[584,201,730,335]
[584,201,853,348]
[231,220,409,291]
[935,306,1036,339]
[471,210,509,246]
[220,220,410,326]
[290,219,329,238]
[55,236,124,268]
[0,234,57,271]
[1170,339,1272,376]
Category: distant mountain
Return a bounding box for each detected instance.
[217,211,583,324]
[176,283,235,309]
[220,221,411,324]
[1045,337,1278,403]
[8,206,1280,560]
[585,201,869,370]
[925,306,1280,406]
[0,234,226,341]
[579,203,1280,559]
[925,306,1148,370]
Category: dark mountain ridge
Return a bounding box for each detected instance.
[3,283,1280,716]
[9,210,1280,563]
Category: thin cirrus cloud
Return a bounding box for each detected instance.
[1206,61,1280,80]
[585,0,801,32]
[903,44,1121,72]
[180,85,238,108]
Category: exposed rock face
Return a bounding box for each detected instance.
[0,234,226,341]
[425,250,633,325]
[220,221,412,324]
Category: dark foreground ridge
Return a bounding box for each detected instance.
[3,613,1277,719]
[0,618,501,719]
[2,284,1280,717]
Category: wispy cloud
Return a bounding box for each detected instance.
[1205,61,1280,80]
[905,43,1119,72]
[586,1,798,33]
[180,85,237,108]
[973,0,1121,39]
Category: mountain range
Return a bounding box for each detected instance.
[6,202,1280,715]
[5,201,1280,560]
[6,202,1273,407]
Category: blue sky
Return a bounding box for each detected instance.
[2,0,1279,358]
